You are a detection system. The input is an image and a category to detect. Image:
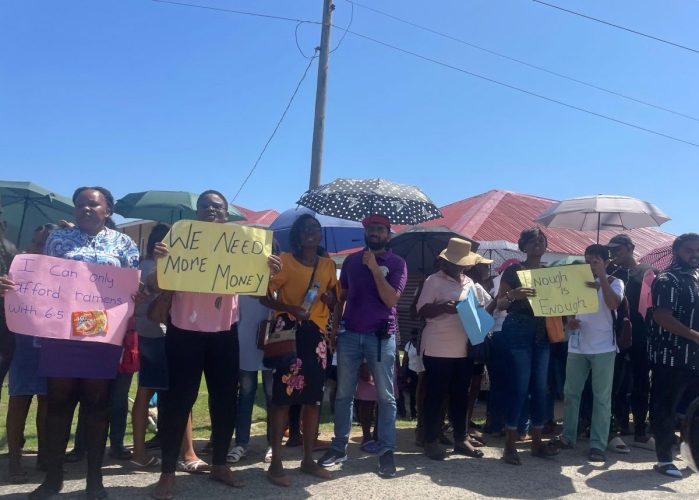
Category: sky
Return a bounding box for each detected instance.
[1,0,697,236]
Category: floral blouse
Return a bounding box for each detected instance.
[44,227,139,269]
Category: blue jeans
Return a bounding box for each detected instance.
[503,314,550,430]
[331,330,396,455]
[235,369,273,446]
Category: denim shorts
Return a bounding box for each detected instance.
[138,336,168,390]
[9,334,47,396]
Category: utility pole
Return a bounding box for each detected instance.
[308,0,334,189]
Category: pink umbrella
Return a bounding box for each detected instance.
[640,244,673,270]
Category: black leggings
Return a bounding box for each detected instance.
[43,377,111,488]
[423,356,473,443]
[159,324,239,473]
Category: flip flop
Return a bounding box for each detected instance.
[130,456,161,469]
[608,436,631,454]
[654,463,682,478]
[176,459,210,474]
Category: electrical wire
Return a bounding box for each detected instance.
[295,21,314,59]
[152,0,320,25]
[532,0,699,55]
[232,53,319,202]
[339,27,699,148]
[151,0,699,148]
[347,0,699,122]
[330,0,353,53]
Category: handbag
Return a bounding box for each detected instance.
[147,291,174,324]
[545,316,566,343]
[118,328,139,374]
[262,258,319,369]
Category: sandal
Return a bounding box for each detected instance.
[129,456,161,469]
[468,435,486,448]
[176,459,210,474]
[654,463,682,478]
[608,436,631,454]
[226,445,246,464]
[454,443,484,458]
[531,442,560,459]
[264,446,273,464]
[501,447,521,466]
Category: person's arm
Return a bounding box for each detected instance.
[495,267,536,311]
[418,301,457,319]
[362,251,401,308]
[588,258,621,309]
[259,293,308,321]
[653,308,699,344]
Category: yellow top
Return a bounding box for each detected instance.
[269,253,338,331]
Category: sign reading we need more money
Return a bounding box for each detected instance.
[516,264,599,317]
[4,255,140,345]
[157,220,273,295]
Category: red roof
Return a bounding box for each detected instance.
[233,205,279,227]
[413,190,675,257]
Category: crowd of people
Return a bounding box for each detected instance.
[1,186,698,499]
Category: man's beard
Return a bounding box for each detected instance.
[365,236,386,251]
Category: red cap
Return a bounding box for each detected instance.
[362,214,391,229]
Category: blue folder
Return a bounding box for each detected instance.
[456,288,495,346]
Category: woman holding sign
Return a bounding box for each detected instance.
[496,227,560,465]
[150,190,282,500]
[12,186,139,500]
[261,214,337,487]
[416,238,489,461]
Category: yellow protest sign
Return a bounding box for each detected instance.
[157,220,272,295]
[516,264,599,317]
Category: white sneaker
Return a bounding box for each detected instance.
[226,445,247,463]
[264,446,273,463]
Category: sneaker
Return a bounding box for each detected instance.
[64,448,85,463]
[552,435,574,450]
[317,449,347,468]
[360,440,381,454]
[285,434,303,447]
[424,441,447,460]
[633,435,656,451]
[144,435,161,450]
[378,450,396,478]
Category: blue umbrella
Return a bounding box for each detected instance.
[270,207,365,253]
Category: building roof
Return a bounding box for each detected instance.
[232,205,279,227]
[415,189,675,257]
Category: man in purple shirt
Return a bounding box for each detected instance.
[318,215,408,478]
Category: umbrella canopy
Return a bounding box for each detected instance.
[548,255,585,267]
[535,195,670,242]
[390,226,478,275]
[476,240,525,270]
[297,178,443,225]
[114,190,245,224]
[269,206,365,253]
[640,244,673,270]
[0,180,75,250]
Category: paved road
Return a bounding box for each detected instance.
[2,429,699,499]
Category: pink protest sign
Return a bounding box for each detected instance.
[4,254,141,346]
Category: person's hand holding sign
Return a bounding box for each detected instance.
[154,241,169,259]
[267,254,282,276]
[507,287,537,301]
[0,275,16,297]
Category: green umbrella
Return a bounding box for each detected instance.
[548,255,585,267]
[114,190,245,224]
[0,180,75,250]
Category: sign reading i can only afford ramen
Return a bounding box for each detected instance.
[516,264,599,317]
[4,254,140,345]
[156,220,273,295]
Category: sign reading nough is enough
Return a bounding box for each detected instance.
[156,220,273,294]
[4,254,140,345]
[516,264,599,317]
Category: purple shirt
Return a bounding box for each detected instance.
[339,249,408,334]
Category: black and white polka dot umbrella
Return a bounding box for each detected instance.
[296,178,443,225]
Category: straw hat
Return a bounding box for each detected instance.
[438,238,481,267]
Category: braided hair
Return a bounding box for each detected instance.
[670,233,699,269]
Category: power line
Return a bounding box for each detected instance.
[232,54,318,202]
[339,27,699,148]
[152,0,320,25]
[532,0,699,55]
[330,0,353,53]
[347,0,699,123]
[151,0,699,148]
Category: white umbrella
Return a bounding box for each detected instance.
[535,195,670,242]
[476,240,525,270]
